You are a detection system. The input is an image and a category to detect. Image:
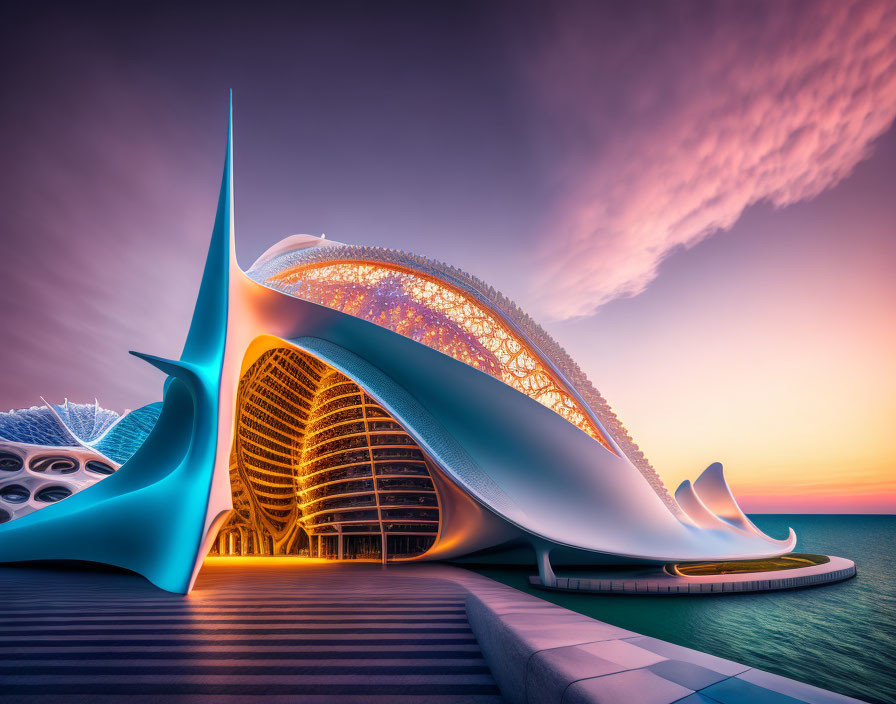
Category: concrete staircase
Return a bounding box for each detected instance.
[0,561,503,703]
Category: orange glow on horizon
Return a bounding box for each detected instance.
[561,226,896,515]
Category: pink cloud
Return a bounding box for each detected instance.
[528,0,896,318]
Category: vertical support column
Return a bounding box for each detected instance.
[361,391,388,565]
[337,525,344,560]
[534,542,557,587]
[228,532,235,556]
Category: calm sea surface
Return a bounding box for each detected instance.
[468,515,895,704]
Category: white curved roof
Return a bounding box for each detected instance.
[250,234,344,271]
[241,289,795,561]
[247,239,678,514]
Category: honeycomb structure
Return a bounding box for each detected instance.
[0,443,118,523]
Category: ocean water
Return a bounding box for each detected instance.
[468,515,896,704]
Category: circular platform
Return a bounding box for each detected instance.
[530,555,856,595]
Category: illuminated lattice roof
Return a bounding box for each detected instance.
[248,243,678,512]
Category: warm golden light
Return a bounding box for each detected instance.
[213,346,441,560]
[217,348,324,556]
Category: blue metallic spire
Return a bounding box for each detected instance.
[181,90,231,366]
[0,97,236,594]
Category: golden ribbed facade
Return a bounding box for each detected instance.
[300,367,439,560]
[213,347,439,560]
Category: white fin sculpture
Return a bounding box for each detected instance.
[674,479,733,531]
[693,462,795,546]
[694,462,759,533]
[676,463,796,550]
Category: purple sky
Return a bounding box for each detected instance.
[2,1,894,510]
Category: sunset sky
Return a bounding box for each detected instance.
[1,0,893,513]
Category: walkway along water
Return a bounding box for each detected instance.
[0,560,864,703]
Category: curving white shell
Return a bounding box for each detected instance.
[674,479,733,531]
[676,463,796,551]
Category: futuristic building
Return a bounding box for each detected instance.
[0,100,795,593]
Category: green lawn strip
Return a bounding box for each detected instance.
[670,553,830,576]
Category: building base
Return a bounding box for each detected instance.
[528,554,855,595]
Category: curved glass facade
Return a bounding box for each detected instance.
[300,366,439,561]
[214,347,439,560]
[222,348,320,555]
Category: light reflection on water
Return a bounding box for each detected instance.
[467,515,896,704]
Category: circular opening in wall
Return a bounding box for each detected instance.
[30,456,79,474]
[85,460,116,475]
[34,485,72,503]
[0,484,30,503]
[0,452,23,472]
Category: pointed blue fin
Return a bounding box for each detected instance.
[0,96,234,594]
[180,91,232,366]
[129,351,200,385]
